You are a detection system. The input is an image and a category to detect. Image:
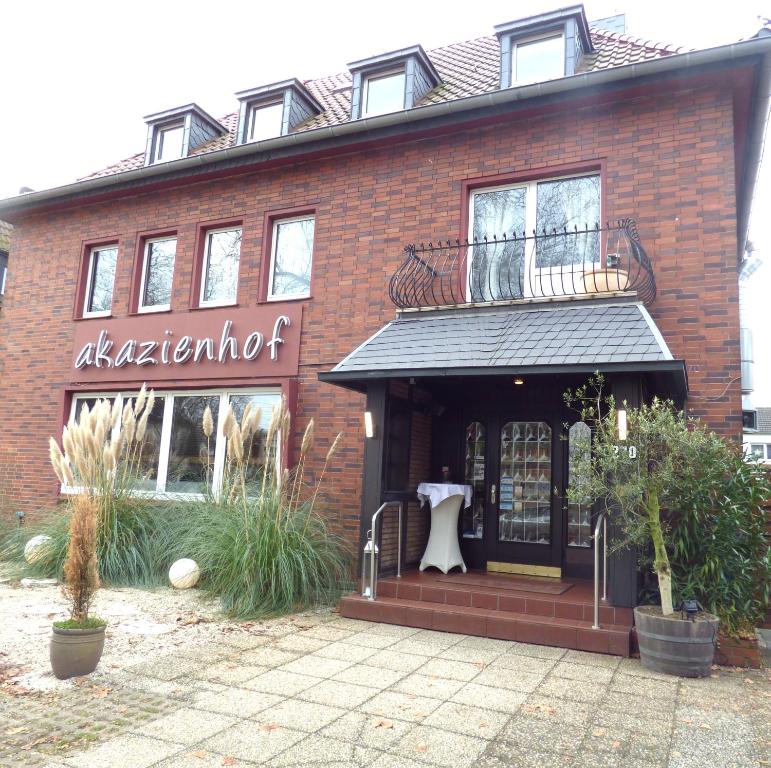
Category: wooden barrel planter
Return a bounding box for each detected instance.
[634,606,719,678]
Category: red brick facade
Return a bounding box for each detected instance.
[0,75,745,545]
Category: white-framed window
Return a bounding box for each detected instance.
[512,33,565,85]
[65,388,282,498]
[246,101,284,143]
[200,227,242,307]
[468,172,600,301]
[362,69,406,117]
[0,254,7,296]
[139,236,177,312]
[153,122,185,163]
[83,245,118,317]
[267,215,315,300]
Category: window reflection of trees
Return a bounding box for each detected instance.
[203,230,241,304]
[144,240,176,306]
[272,218,314,296]
[167,395,219,492]
[229,393,281,493]
[89,248,116,312]
[470,188,525,301]
[535,176,600,268]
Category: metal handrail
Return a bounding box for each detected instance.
[592,512,608,629]
[364,501,404,601]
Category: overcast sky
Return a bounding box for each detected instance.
[1,0,769,401]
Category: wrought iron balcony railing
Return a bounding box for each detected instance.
[388,219,656,309]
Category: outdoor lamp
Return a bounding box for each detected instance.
[361,529,379,599]
[364,411,375,439]
[679,598,701,621]
[617,409,628,441]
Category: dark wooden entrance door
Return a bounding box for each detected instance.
[460,411,563,574]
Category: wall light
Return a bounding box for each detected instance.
[513,377,524,385]
[617,409,628,441]
[364,411,375,439]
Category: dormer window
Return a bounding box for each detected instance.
[143,104,226,167]
[362,69,406,117]
[153,122,185,163]
[235,80,323,146]
[513,34,565,84]
[348,45,441,121]
[495,6,593,89]
[246,101,284,143]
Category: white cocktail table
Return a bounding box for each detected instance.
[416,483,472,574]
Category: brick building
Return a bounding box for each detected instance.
[0,7,769,653]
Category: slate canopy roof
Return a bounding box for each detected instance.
[319,297,688,398]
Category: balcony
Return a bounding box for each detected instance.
[388,219,656,310]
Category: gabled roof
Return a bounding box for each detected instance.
[81,27,683,181]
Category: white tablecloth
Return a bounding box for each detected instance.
[417,482,472,510]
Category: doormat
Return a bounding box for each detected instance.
[435,573,574,595]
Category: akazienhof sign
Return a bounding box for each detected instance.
[75,317,290,369]
[70,304,303,383]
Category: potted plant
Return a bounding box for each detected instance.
[49,493,107,679]
[565,378,719,677]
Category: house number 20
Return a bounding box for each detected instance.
[614,445,637,458]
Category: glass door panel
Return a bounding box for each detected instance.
[463,421,486,540]
[499,421,551,544]
[567,421,592,547]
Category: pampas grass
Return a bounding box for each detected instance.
[166,397,350,618]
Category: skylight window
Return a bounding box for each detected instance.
[513,34,565,85]
[247,102,284,143]
[362,70,406,117]
[153,122,185,163]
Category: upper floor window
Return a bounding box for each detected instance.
[139,236,176,312]
[743,410,757,430]
[153,122,185,163]
[246,102,284,143]
[268,216,315,300]
[512,34,564,85]
[469,173,600,301]
[0,252,7,296]
[201,228,242,307]
[362,69,405,117]
[84,245,117,317]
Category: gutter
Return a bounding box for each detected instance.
[2,35,770,224]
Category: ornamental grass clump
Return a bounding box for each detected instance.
[2,385,171,586]
[168,398,350,618]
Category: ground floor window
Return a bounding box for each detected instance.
[67,387,281,497]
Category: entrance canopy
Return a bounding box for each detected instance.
[319,296,687,399]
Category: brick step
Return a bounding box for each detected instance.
[339,594,631,656]
[376,577,633,626]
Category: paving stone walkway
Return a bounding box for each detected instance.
[1,614,769,768]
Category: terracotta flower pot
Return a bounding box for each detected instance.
[50,624,106,680]
[634,605,719,678]
[582,268,629,293]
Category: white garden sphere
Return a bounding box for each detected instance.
[24,535,52,564]
[169,558,200,589]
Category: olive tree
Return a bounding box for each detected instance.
[564,377,706,615]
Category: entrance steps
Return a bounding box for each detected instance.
[338,570,633,656]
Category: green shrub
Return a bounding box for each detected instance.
[669,435,771,636]
[166,398,351,618]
